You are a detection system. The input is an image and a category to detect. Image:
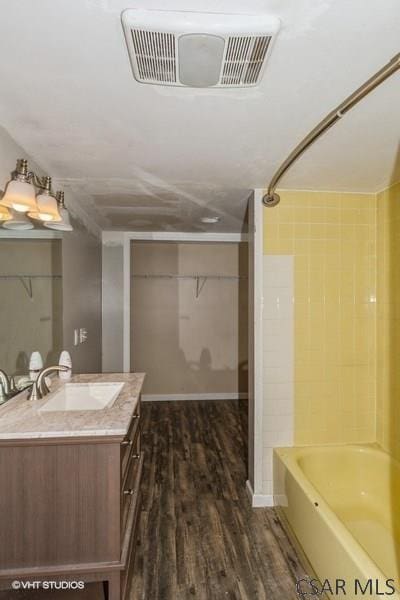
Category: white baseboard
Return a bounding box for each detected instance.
[246,480,274,508]
[273,494,288,507]
[142,393,248,402]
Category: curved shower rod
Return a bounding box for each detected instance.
[263,52,400,207]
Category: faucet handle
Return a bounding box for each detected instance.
[9,376,17,393]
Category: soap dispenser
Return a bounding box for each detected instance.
[58,351,72,381]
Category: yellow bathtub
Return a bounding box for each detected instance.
[274,445,400,599]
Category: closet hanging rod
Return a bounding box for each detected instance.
[131,274,247,280]
[0,275,62,279]
[263,52,400,207]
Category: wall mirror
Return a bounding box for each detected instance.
[0,237,63,378]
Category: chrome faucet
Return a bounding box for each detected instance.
[28,365,68,401]
[0,369,19,403]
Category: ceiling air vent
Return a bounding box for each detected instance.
[131,30,177,84]
[121,9,280,88]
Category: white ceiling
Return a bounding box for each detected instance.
[0,0,399,232]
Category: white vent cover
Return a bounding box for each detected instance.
[122,9,280,88]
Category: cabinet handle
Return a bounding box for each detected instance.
[131,453,140,460]
[124,488,135,496]
[132,414,140,420]
[121,440,133,447]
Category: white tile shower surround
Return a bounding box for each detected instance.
[262,256,294,503]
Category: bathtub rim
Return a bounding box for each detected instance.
[274,443,399,587]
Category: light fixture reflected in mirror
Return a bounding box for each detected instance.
[0,160,72,231]
[0,204,11,221]
[2,208,34,230]
[45,192,73,231]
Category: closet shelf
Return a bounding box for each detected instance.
[0,275,62,300]
[0,275,62,279]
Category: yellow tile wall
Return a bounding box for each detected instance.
[263,190,377,445]
[376,181,400,459]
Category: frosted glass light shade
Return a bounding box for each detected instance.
[44,206,73,231]
[29,193,61,222]
[1,179,37,212]
[0,205,11,221]
[2,209,34,230]
[179,34,225,87]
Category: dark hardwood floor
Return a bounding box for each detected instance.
[130,399,308,600]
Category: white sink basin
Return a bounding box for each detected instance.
[39,382,125,412]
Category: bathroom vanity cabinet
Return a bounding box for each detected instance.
[0,373,145,600]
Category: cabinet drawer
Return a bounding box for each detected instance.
[120,401,141,477]
[121,426,141,493]
[121,448,143,536]
[121,489,142,600]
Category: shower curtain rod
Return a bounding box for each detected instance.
[263,52,400,207]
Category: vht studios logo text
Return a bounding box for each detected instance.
[11,580,85,591]
[296,577,397,597]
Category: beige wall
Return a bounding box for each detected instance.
[62,219,102,374]
[131,241,248,396]
[102,242,124,372]
[0,239,63,375]
[0,125,43,188]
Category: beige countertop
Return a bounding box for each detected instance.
[0,372,145,441]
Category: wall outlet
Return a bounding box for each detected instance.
[79,328,88,344]
[73,329,79,346]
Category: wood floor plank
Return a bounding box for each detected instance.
[130,400,310,600]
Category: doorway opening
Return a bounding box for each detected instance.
[130,240,249,470]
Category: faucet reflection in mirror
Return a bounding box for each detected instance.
[0,368,25,404]
[0,159,73,231]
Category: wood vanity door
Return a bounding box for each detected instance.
[0,378,145,600]
[0,439,121,569]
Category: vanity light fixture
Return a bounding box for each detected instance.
[44,191,73,231]
[0,159,36,213]
[0,159,72,231]
[28,177,60,222]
